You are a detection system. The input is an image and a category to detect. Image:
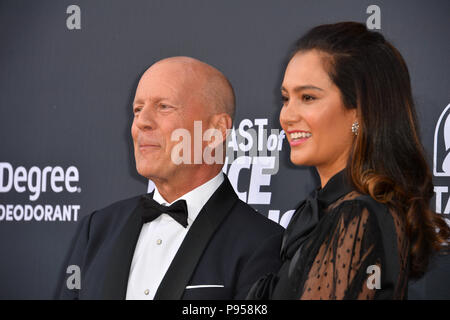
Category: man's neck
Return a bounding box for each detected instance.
[153,168,222,203]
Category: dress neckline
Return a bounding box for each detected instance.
[314,168,354,210]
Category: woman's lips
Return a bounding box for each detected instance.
[289,138,309,146]
[287,130,312,147]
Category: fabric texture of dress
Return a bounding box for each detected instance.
[247,169,410,300]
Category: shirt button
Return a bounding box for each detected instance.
[144,289,149,295]
[156,239,162,245]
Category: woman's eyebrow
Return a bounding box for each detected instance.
[281,85,324,93]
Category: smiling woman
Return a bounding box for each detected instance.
[247,21,450,300]
[280,50,357,186]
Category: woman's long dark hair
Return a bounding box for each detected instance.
[292,21,449,278]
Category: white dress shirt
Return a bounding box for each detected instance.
[125,172,224,300]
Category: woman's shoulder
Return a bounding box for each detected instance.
[327,191,406,245]
[325,190,405,236]
[328,191,392,218]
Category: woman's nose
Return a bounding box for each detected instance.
[280,102,301,127]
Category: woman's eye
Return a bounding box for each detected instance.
[302,94,316,102]
[281,96,289,103]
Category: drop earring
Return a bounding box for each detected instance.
[351,121,359,136]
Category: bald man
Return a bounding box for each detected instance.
[55,57,283,300]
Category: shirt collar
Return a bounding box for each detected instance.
[152,171,224,224]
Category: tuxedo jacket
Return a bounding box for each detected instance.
[55,176,284,300]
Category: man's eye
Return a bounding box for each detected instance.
[133,107,142,115]
[281,96,289,103]
[160,104,172,110]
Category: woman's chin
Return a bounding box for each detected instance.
[289,155,312,167]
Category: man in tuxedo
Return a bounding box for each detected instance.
[56,56,284,300]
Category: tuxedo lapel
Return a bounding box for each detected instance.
[100,193,153,299]
[154,176,238,300]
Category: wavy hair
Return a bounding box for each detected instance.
[292,21,449,278]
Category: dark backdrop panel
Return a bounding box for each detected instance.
[0,0,448,299]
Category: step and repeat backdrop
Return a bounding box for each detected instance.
[0,0,449,299]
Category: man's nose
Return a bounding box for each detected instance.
[135,104,156,130]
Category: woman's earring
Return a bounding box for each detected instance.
[351,121,359,136]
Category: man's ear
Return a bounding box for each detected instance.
[210,113,232,146]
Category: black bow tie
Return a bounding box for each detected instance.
[139,195,189,228]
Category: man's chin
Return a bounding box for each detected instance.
[136,165,156,179]
[136,165,169,181]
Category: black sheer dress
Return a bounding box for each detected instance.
[248,169,409,300]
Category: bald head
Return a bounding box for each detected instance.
[132,56,235,200]
[144,56,235,122]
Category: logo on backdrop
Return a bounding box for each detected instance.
[0,163,81,222]
[433,103,450,176]
[433,103,450,225]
